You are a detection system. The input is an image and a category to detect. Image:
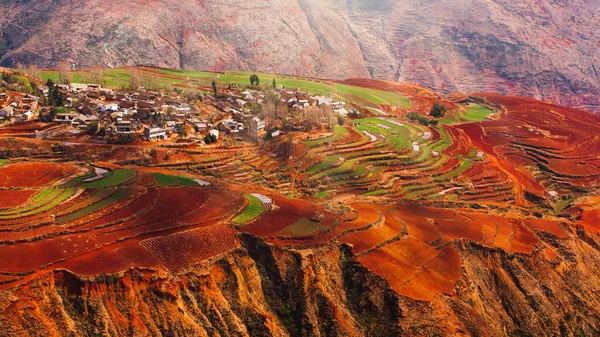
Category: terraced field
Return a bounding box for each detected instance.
[460,93,600,205]
[3,71,600,308]
[0,163,246,288]
[283,117,514,203]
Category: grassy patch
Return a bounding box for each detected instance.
[462,104,495,121]
[334,125,348,135]
[333,84,411,109]
[232,195,266,226]
[151,173,178,186]
[173,175,198,186]
[0,159,9,167]
[363,189,386,196]
[42,67,411,109]
[82,169,136,188]
[56,188,131,225]
[315,190,334,198]
[0,188,75,219]
[152,173,198,187]
[278,218,325,237]
[441,104,495,124]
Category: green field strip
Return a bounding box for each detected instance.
[82,169,137,188]
[56,188,132,225]
[232,194,266,226]
[0,188,76,220]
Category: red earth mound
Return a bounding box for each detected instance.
[0,162,76,188]
[0,122,56,135]
[0,189,36,208]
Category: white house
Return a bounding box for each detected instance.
[249,117,266,134]
[144,126,166,141]
[115,119,134,134]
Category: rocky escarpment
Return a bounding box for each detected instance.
[0,0,599,113]
[1,231,600,336]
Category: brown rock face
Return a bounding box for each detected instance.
[0,0,599,112]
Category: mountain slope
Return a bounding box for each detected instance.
[0,0,599,111]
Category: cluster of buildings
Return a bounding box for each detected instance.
[229,89,350,115]
[217,88,353,139]
[3,79,356,145]
[43,83,215,142]
[0,92,39,123]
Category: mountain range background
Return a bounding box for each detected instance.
[1,0,599,112]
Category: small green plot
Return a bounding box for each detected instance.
[152,173,198,187]
[151,173,178,186]
[363,189,386,197]
[232,195,266,226]
[56,188,131,225]
[462,104,495,121]
[0,188,76,219]
[62,171,96,187]
[278,218,325,237]
[441,104,495,124]
[315,190,334,199]
[82,169,136,188]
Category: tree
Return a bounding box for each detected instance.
[46,81,63,107]
[204,133,217,144]
[276,103,289,122]
[212,80,218,97]
[408,111,438,126]
[250,74,260,86]
[175,124,187,138]
[261,100,276,124]
[1,72,17,84]
[272,77,277,89]
[429,102,447,118]
[26,65,42,80]
[88,65,104,86]
[57,61,72,84]
[129,69,141,90]
[39,107,57,123]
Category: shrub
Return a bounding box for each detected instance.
[408,112,438,126]
[429,102,447,118]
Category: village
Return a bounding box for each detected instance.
[0,71,357,146]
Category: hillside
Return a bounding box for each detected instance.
[1,66,600,335]
[1,0,599,112]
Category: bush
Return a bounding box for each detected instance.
[408,112,438,126]
[39,107,57,123]
[204,133,217,144]
[429,102,447,118]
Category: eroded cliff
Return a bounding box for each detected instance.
[1,231,599,337]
